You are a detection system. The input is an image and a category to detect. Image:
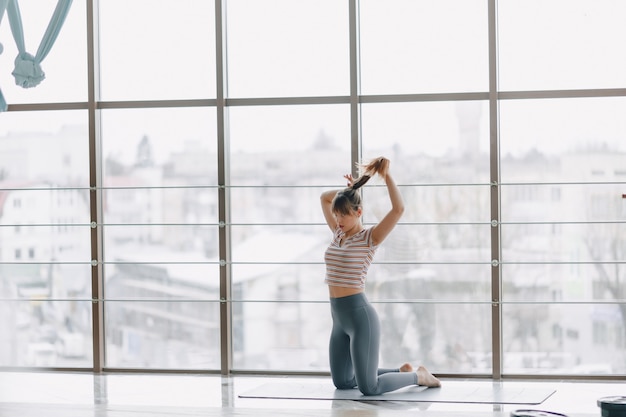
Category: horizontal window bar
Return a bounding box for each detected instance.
[1,260,622,266]
[6,88,626,113]
[499,88,626,100]
[3,181,623,192]
[2,220,624,228]
[3,298,624,305]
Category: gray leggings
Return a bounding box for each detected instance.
[329,292,417,396]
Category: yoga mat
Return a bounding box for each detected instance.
[240,381,556,405]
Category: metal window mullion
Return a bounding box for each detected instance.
[349,0,362,173]
[488,0,502,380]
[87,0,105,373]
[215,0,232,376]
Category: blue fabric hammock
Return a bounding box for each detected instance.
[0,0,73,111]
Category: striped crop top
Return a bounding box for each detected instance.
[324,227,379,289]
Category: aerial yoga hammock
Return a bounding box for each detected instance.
[0,0,73,111]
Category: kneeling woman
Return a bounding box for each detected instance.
[320,157,440,396]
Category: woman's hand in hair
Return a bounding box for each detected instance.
[344,174,354,188]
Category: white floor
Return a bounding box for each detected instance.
[0,371,623,417]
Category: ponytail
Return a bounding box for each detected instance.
[331,157,389,215]
[350,175,370,190]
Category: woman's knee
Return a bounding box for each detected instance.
[357,384,379,396]
[332,376,356,390]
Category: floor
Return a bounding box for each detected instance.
[0,371,623,417]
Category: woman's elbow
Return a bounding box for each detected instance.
[393,204,405,217]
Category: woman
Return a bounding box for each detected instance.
[320,157,440,396]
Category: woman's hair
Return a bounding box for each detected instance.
[331,157,390,215]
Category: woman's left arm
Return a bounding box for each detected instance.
[371,172,405,246]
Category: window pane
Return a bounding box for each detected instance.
[0,0,87,104]
[0,110,91,369]
[498,0,626,90]
[101,108,217,183]
[229,104,351,177]
[229,104,351,370]
[359,0,489,94]
[232,301,330,371]
[226,0,349,98]
[361,101,490,183]
[500,98,626,183]
[105,300,220,369]
[377,303,491,374]
[228,104,350,302]
[503,304,623,374]
[502,261,626,304]
[366,225,491,299]
[231,224,328,303]
[0,300,93,367]
[101,107,219,369]
[502,184,625,223]
[0,111,89,185]
[98,0,216,100]
[367,186,490,224]
[360,100,492,374]
[232,301,491,373]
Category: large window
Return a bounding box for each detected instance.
[0,0,624,378]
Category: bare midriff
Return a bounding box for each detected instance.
[328,285,364,298]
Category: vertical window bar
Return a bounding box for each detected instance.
[87,0,105,373]
[488,0,502,380]
[216,0,232,376]
[349,0,362,172]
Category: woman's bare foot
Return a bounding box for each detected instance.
[416,365,441,387]
[399,363,414,372]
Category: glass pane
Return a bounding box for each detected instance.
[502,303,624,374]
[101,107,219,369]
[101,107,217,184]
[232,301,330,371]
[228,104,351,305]
[105,300,220,369]
[0,300,93,367]
[232,301,491,374]
[98,0,216,100]
[359,0,489,94]
[106,263,219,302]
[0,110,92,369]
[366,225,491,302]
[101,107,219,263]
[502,261,626,303]
[228,104,351,181]
[231,225,328,303]
[367,262,491,304]
[502,184,625,223]
[226,0,349,98]
[500,98,626,183]
[1,220,91,263]
[0,110,89,185]
[232,262,327,303]
[361,101,490,184]
[0,0,87,104]
[377,302,491,374]
[104,225,219,263]
[230,188,331,225]
[503,222,625,264]
[366,186,491,223]
[498,0,626,90]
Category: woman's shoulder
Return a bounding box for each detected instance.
[363,227,379,247]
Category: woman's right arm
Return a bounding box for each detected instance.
[322,174,353,231]
[321,189,339,231]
